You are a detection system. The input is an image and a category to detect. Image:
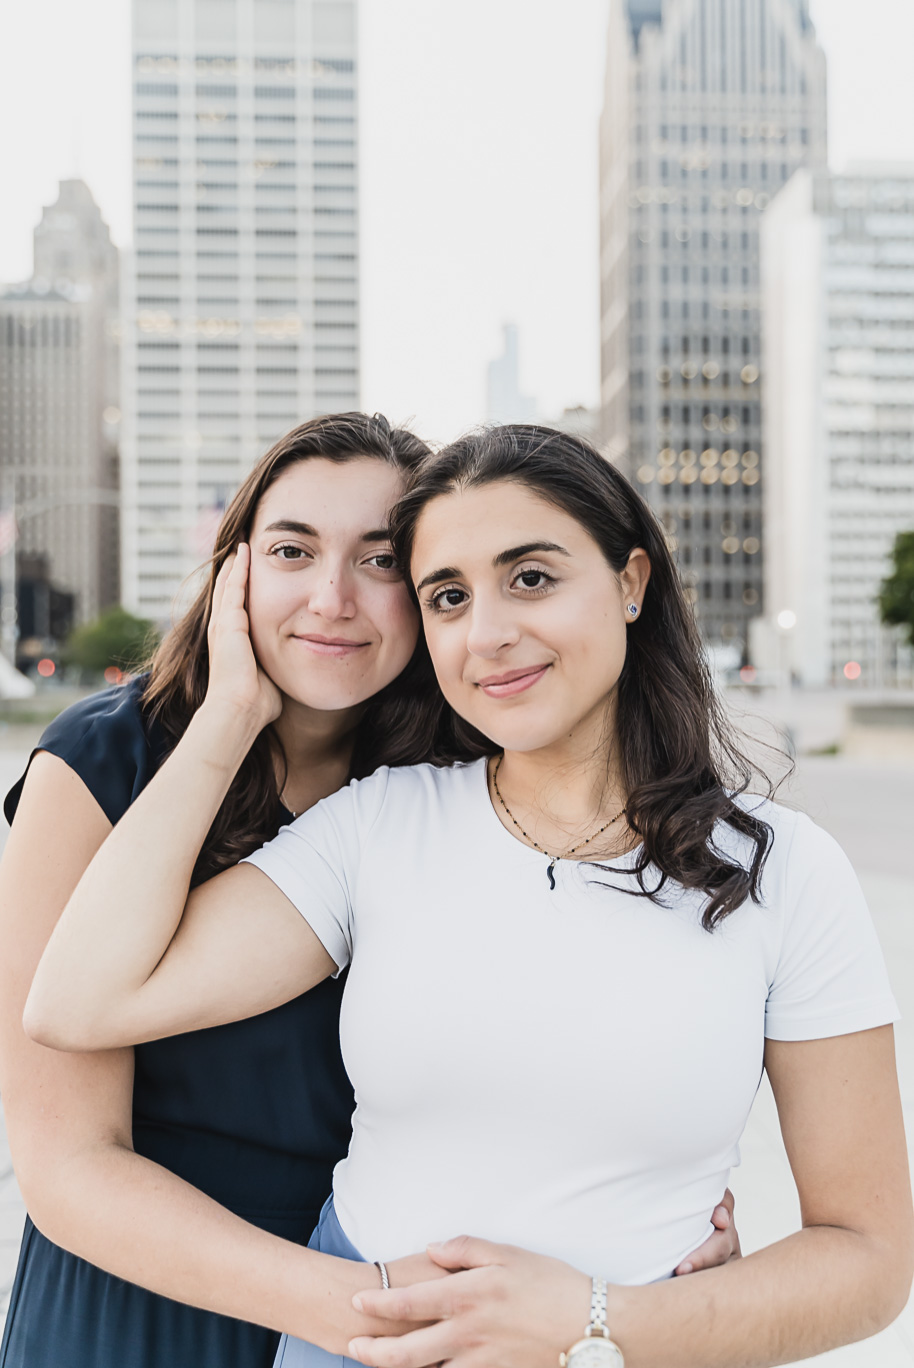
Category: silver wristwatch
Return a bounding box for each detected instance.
[558,1277,625,1368]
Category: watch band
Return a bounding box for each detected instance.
[558,1276,625,1368]
[587,1276,610,1339]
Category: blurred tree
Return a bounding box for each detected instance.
[879,530,914,647]
[66,607,158,674]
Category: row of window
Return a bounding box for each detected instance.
[630,299,759,322]
[137,84,354,101]
[635,158,793,182]
[136,225,354,243]
[636,124,810,146]
[136,56,355,73]
[136,367,356,389]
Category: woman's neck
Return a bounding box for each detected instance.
[493,702,628,853]
[271,695,364,816]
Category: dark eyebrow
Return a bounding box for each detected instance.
[415,566,461,595]
[262,519,319,537]
[415,542,570,596]
[261,520,392,544]
[493,541,570,567]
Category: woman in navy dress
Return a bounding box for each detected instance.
[0,413,441,1367]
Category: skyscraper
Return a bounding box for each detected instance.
[599,0,826,652]
[486,324,537,425]
[760,166,914,689]
[0,180,120,656]
[124,0,359,622]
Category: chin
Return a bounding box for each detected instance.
[464,713,569,755]
[288,684,379,712]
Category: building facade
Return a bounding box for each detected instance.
[124,0,359,622]
[0,180,120,658]
[599,0,826,651]
[759,167,914,689]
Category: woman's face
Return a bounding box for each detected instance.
[411,479,650,755]
[246,456,419,712]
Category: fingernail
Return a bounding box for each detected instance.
[715,1207,730,1224]
[427,1240,443,1250]
[352,1296,363,1312]
[679,1262,693,1274]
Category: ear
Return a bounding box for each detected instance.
[619,547,651,621]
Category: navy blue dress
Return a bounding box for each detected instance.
[0,680,355,1368]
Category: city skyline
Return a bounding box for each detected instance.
[1,0,913,443]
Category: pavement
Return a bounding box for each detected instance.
[1,718,913,1364]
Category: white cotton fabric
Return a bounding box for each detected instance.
[243,758,898,1285]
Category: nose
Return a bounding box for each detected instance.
[305,560,357,621]
[464,593,521,659]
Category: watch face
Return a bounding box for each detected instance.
[566,1338,625,1368]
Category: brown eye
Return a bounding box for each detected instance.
[429,586,468,613]
[512,567,555,593]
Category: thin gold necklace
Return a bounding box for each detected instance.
[491,755,627,891]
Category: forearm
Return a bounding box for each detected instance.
[25,704,257,1047]
[28,1142,406,1349]
[611,1224,907,1368]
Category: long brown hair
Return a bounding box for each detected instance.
[143,412,439,883]
[389,424,777,929]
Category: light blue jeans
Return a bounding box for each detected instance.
[273,1197,368,1368]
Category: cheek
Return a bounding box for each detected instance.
[422,623,467,693]
[571,597,628,682]
[246,565,288,656]
[371,583,420,662]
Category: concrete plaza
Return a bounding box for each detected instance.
[1,726,913,1364]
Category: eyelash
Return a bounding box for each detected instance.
[271,543,309,561]
[426,566,557,615]
[269,544,399,571]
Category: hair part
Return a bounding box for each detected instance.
[389,422,779,930]
[142,412,437,883]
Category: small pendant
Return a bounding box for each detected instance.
[546,858,556,891]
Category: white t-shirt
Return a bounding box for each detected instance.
[243,758,898,1285]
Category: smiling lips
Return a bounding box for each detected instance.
[294,634,370,658]
[476,664,551,698]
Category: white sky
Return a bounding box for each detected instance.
[1,0,913,443]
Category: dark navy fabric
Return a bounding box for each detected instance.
[1,680,354,1368]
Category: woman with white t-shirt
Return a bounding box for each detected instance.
[27,424,914,1368]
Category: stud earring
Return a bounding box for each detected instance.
[627,603,639,618]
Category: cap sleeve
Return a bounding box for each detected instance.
[242,766,392,974]
[765,811,900,1041]
[3,678,161,828]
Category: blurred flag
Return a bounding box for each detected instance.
[0,511,19,556]
[189,503,224,559]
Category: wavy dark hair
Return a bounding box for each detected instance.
[142,412,439,883]
[389,423,776,929]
